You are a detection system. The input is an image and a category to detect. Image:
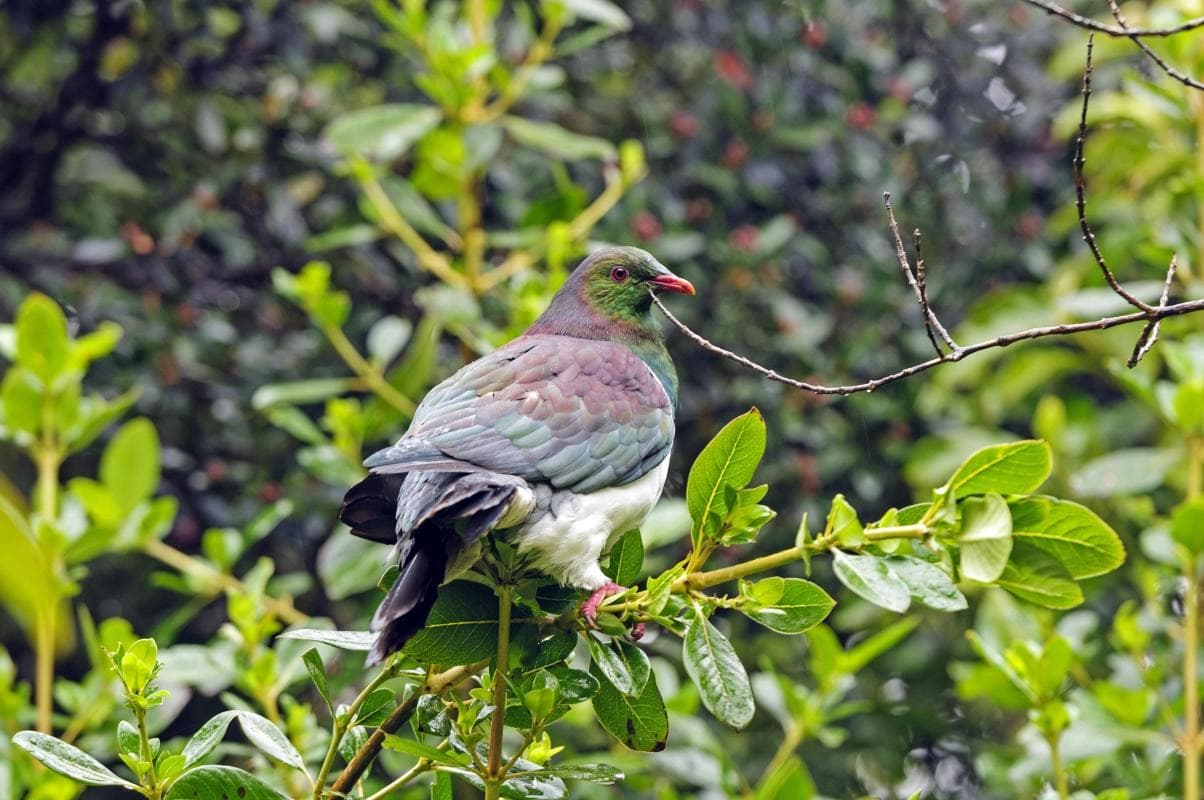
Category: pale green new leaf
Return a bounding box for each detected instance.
[959,493,1012,583]
[686,409,766,542]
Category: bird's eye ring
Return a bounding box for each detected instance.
[610,266,628,282]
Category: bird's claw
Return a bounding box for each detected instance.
[581,581,625,626]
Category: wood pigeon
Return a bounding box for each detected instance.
[340,246,695,665]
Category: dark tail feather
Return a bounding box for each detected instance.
[346,471,528,666]
[340,474,404,544]
[366,542,446,666]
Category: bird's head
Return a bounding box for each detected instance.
[529,246,694,341]
[576,245,694,316]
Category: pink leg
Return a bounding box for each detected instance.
[580,581,625,626]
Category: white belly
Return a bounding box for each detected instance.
[510,457,671,590]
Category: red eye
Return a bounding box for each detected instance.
[610,266,628,282]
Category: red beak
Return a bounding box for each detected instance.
[648,274,696,295]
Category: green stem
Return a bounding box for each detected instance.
[1186,438,1203,800]
[863,524,929,541]
[322,323,415,414]
[363,756,435,800]
[34,435,60,734]
[485,585,514,800]
[1047,733,1069,800]
[758,720,803,786]
[312,661,400,799]
[676,546,803,591]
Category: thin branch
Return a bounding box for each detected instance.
[1128,255,1178,367]
[1107,0,1204,91]
[885,193,959,355]
[1075,35,1157,315]
[328,662,482,796]
[1021,0,1204,36]
[652,291,1204,397]
[480,13,564,121]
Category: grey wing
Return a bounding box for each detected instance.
[364,335,674,492]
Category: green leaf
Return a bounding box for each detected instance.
[740,578,834,633]
[586,635,634,696]
[0,496,61,642]
[366,316,413,367]
[683,610,755,728]
[1009,496,1125,578]
[831,551,910,613]
[166,765,286,799]
[68,321,122,371]
[277,628,376,651]
[302,648,331,713]
[590,661,668,751]
[499,116,616,161]
[563,0,632,30]
[1172,498,1204,555]
[517,763,625,784]
[13,731,135,787]
[431,771,454,800]
[614,640,651,696]
[14,294,70,381]
[181,710,302,769]
[325,104,442,160]
[546,666,599,704]
[886,557,967,611]
[605,529,643,586]
[946,440,1051,497]
[1,368,42,435]
[754,756,816,800]
[406,582,500,665]
[1068,447,1182,498]
[958,494,1013,583]
[100,418,160,512]
[840,617,920,675]
[687,409,766,542]
[354,688,395,726]
[382,735,466,766]
[251,378,356,410]
[996,543,1084,609]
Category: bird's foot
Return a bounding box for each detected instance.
[581,581,625,625]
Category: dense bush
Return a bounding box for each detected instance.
[3,1,1204,798]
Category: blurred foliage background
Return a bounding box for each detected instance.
[3,0,1204,798]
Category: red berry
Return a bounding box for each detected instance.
[714,50,753,91]
[632,211,662,241]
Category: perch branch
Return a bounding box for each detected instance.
[1107,0,1204,92]
[885,194,959,355]
[1020,0,1204,36]
[1128,256,1178,367]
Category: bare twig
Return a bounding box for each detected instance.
[1128,255,1178,367]
[1076,35,1158,315]
[1021,0,1204,36]
[884,193,959,355]
[652,291,1204,396]
[1107,0,1204,91]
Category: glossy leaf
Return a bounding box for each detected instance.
[590,661,668,751]
[12,731,135,787]
[1009,496,1125,578]
[683,610,755,728]
[740,578,835,633]
[831,551,910,613]
[996,543,1084,609]
[886,556,967,611]
[605,529,643,586]
[166,765,285,799]
[277,628,376,651]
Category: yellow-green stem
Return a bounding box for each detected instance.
[1185,437,1202,800]
[322,323,415,414]
[675,546,803,592]
[138,706,160,796]
[485,584,514,800]
[1047,733,1069,800]
[312,661,400,798]
[758,720,803,787]
[34,437,59,734]
[142,539,306,625]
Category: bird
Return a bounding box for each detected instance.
[339,246,695,665]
